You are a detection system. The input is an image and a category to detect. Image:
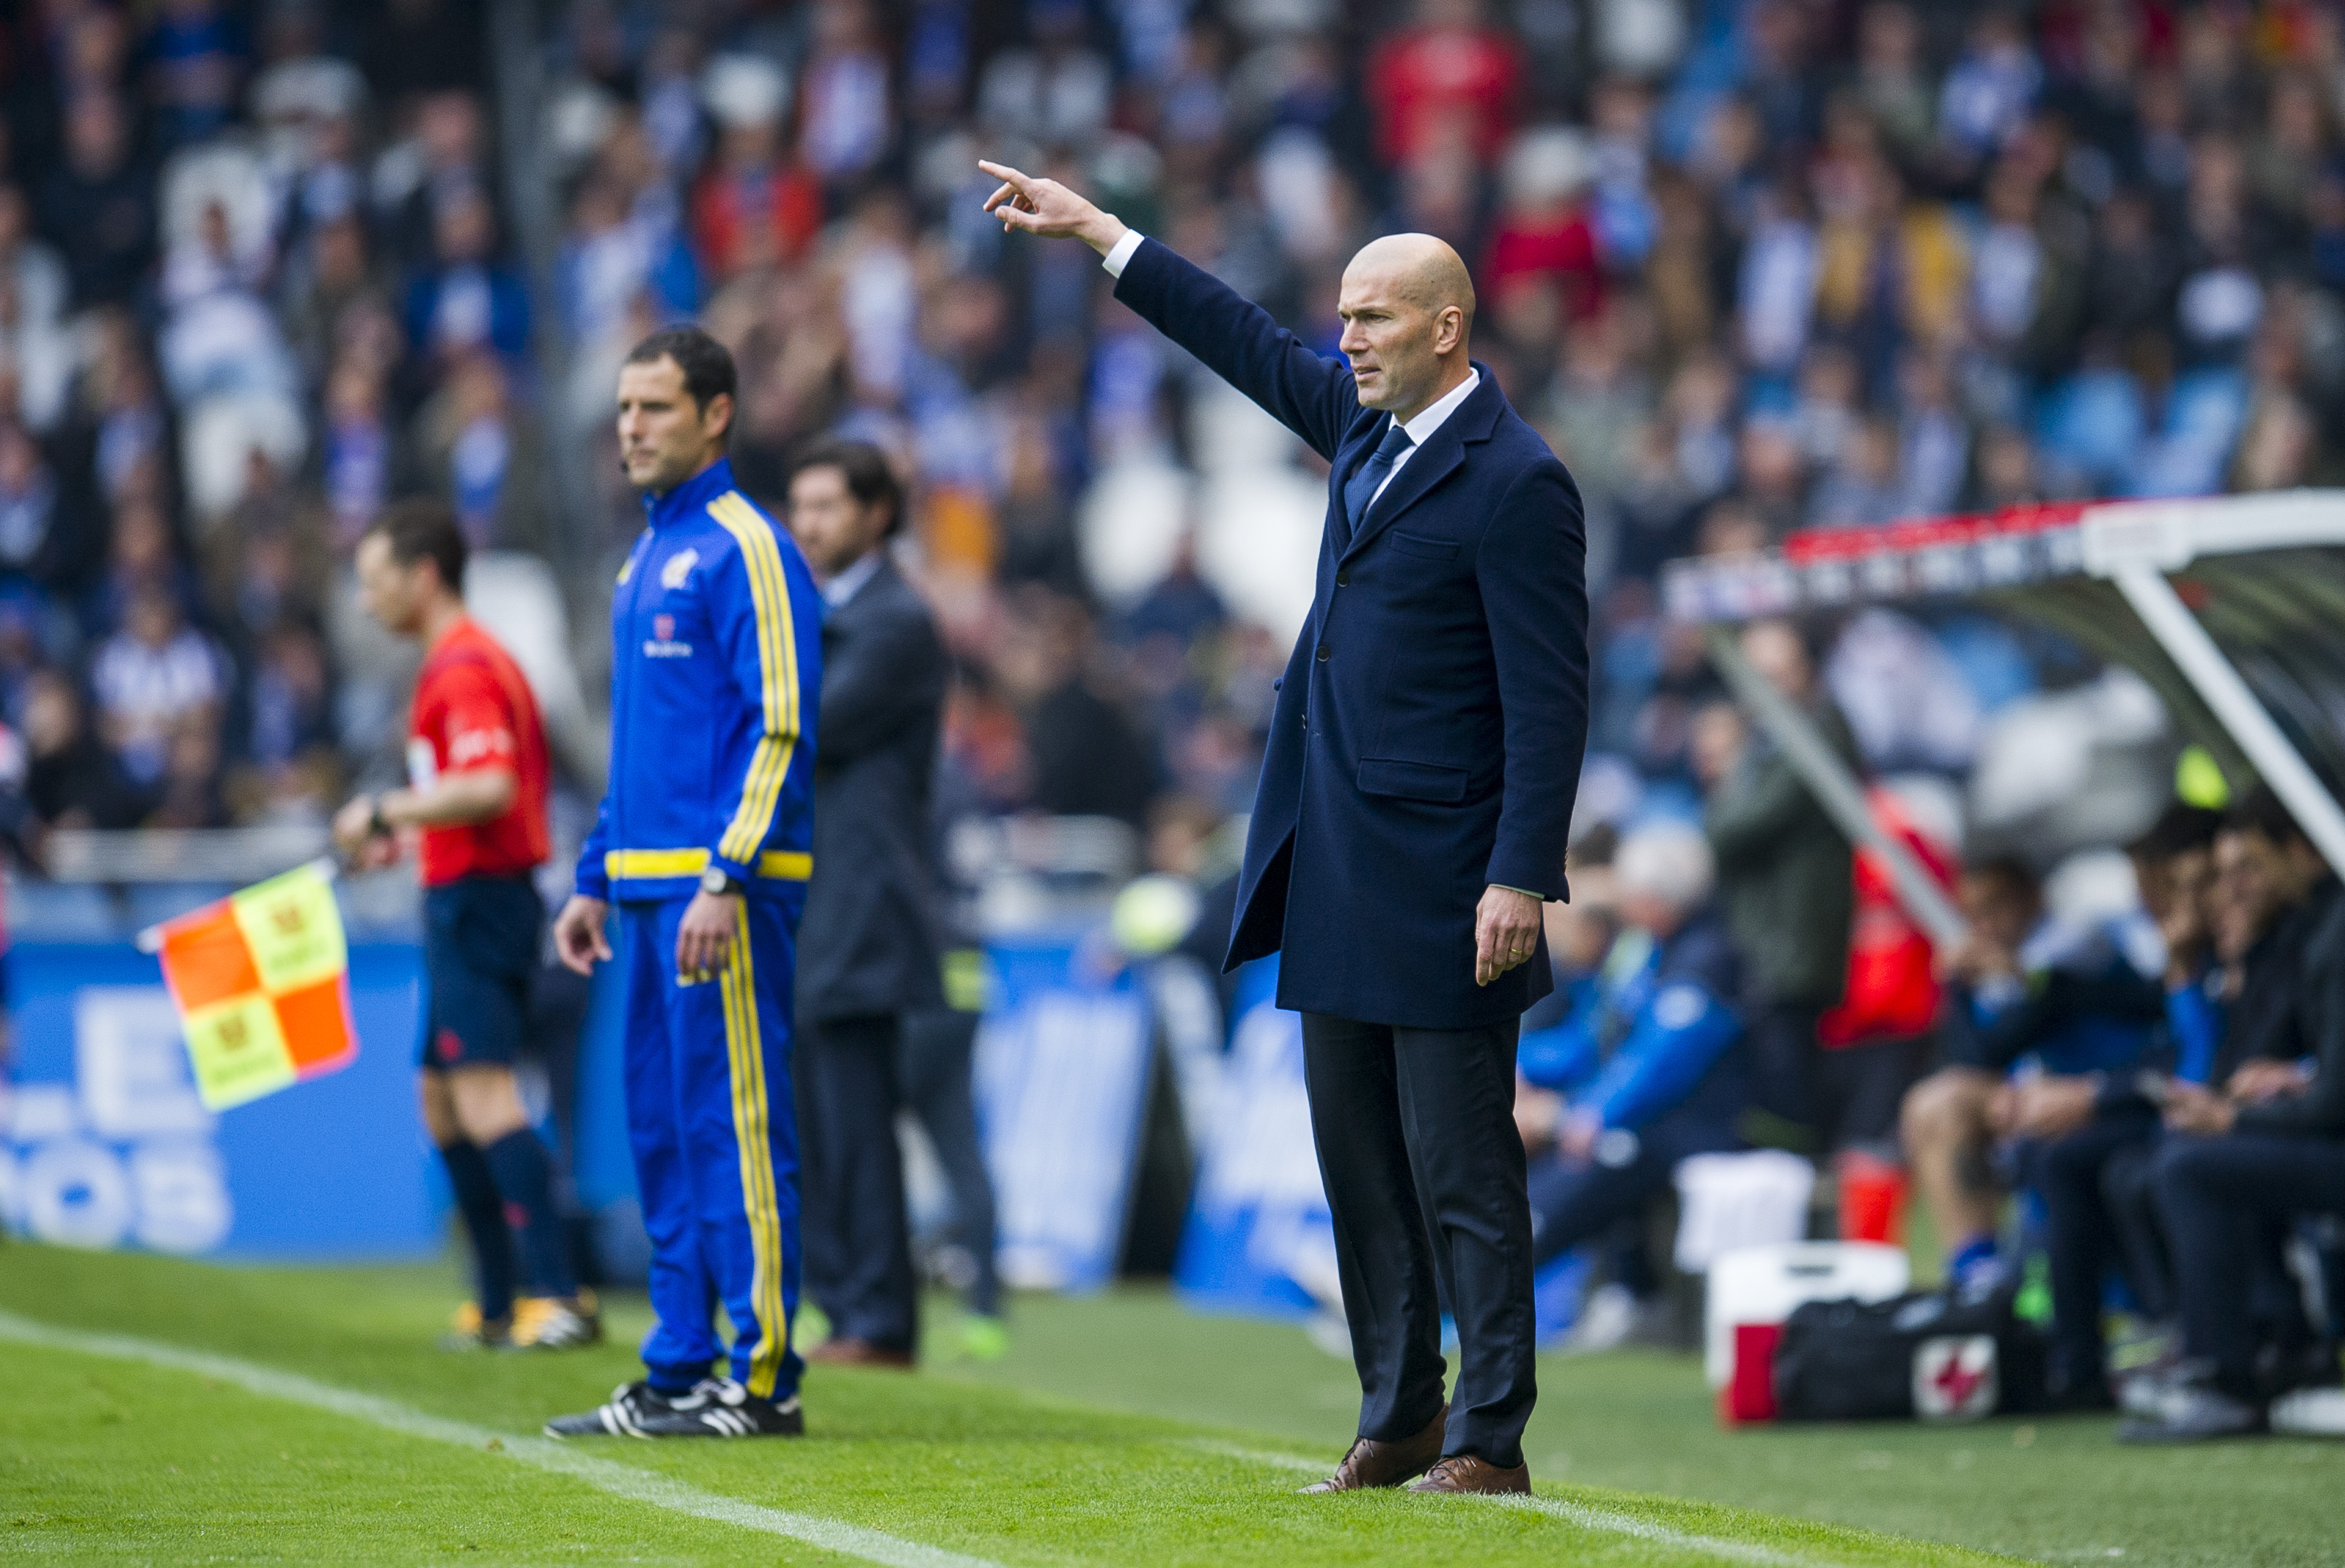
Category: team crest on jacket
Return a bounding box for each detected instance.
[660,548,699,590]
[643,610,691,658]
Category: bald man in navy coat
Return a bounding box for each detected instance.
[983,161,1589,1496]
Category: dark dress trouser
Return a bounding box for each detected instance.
[1301,1012,1535,1470]
[795,1012,919,1352]
[900,1006,1002,1318]
[2034,1102,2160,1393]
[2156,1131,2345,1390]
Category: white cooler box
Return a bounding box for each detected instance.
[1704,1241,1912,1389]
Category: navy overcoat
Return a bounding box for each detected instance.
[1113,238,1590,1028]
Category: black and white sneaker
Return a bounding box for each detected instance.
[543,1380,682,1438]
[631,1377,805,1437]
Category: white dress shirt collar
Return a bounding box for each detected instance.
[821,548,884,610]
[1395,367,1481,448]
[1365,367,1482,512]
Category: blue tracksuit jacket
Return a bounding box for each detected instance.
[577,457,824,903]
[1517,910,1748,1135]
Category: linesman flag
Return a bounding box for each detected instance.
[144,859,358,1111]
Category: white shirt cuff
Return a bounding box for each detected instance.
[1102,229,1144,278]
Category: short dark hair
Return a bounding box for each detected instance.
[1964,853,2041,903]
[367,497,467,594]
[787,438,906,537]
[625,325,738,437]
[2225,783,2309,849]
[2129,802,2224,863]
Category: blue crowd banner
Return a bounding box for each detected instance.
[1172,956,1338,1320]
[1,941,437,1259]
[973,931,1153,1292]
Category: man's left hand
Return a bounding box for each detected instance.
[2226,1059,2310,1103]
[2164,1080,2238,1136]
[2010,1074,2099,1139]
[1475,884,1542,987]
[331,795,400,869]
[675,889,740,981]
[1557,1108,1601,1164]
[331,795,378,856]
[979,161,1129,254]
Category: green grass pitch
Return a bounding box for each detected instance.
[0,1244,2337,1566]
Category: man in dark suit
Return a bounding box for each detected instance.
[982,162,1589,1495]
[785,438,948,1368]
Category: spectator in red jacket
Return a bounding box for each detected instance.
[1365,0,1525,169]
[1483,127,1603,323]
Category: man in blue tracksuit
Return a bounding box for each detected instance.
[1513,823,1749,1277]
[545,326,825,1440]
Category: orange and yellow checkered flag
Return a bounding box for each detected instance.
[146,860,358,1111]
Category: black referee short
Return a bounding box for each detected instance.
[419,874,543,1072]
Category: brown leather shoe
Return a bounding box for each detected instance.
[1299,1404,1447,1493]
[806,1337,915,1369]
[1407,1455,1532,1495]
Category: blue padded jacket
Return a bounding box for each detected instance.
[576,459,824,904]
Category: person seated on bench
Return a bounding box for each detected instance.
[2031,802,2220,1409]
[2124,860,2345,1443]
[2077,792,2337,1405]
[1513,822,1752,1335]
[1899,854,2165,1295]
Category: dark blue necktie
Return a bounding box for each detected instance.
[1341,420,1415,541]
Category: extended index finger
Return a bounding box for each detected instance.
[977,160,1032,196]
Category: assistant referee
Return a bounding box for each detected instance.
[332,499,594,1353]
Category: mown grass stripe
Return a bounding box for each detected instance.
[0,1307,1003,1568]
[1183,1439,1828,1568]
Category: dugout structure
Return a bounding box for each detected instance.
[1663,491,2345,943]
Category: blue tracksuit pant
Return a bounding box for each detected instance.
[620,893,804,1403]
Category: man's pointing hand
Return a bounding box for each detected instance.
[979,160,1129,256]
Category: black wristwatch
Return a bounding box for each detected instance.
[367,799,392,838]
[700,867,744,897]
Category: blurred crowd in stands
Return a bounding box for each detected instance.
[2,0,2345,1438]
[3,0,2344,849]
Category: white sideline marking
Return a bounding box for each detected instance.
[0,1308,1002,1568]
[1187,1440,1826,1567]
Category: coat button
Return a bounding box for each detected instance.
[1316,643,1331,661]
[1336,571,1350,587]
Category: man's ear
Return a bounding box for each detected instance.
[1438,305,1465,355]
[703,390,736,444]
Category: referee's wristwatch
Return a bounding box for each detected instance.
[700,867,745,898]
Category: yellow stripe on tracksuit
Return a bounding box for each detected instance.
[707,492,800,868]
[603,848,813,882]
[717,901,789,1398]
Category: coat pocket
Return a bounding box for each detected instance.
[1388,530,1460,560]
[1356,756,1469,803]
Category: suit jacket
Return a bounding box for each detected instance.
[1114,238,1590,1027]
[798,555,948,1023]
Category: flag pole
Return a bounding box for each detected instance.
[134,855,346,956]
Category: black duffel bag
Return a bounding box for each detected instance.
[1773,1284,2049,1421]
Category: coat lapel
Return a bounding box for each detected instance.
[1338,367,1505,565]
[1325,419,1388,554]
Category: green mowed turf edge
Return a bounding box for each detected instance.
[937,1288,2345,1568]
[0,1349,865,1567]
[0,1244,2033,1568]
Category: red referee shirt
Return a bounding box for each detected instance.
[408,618,550,887]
